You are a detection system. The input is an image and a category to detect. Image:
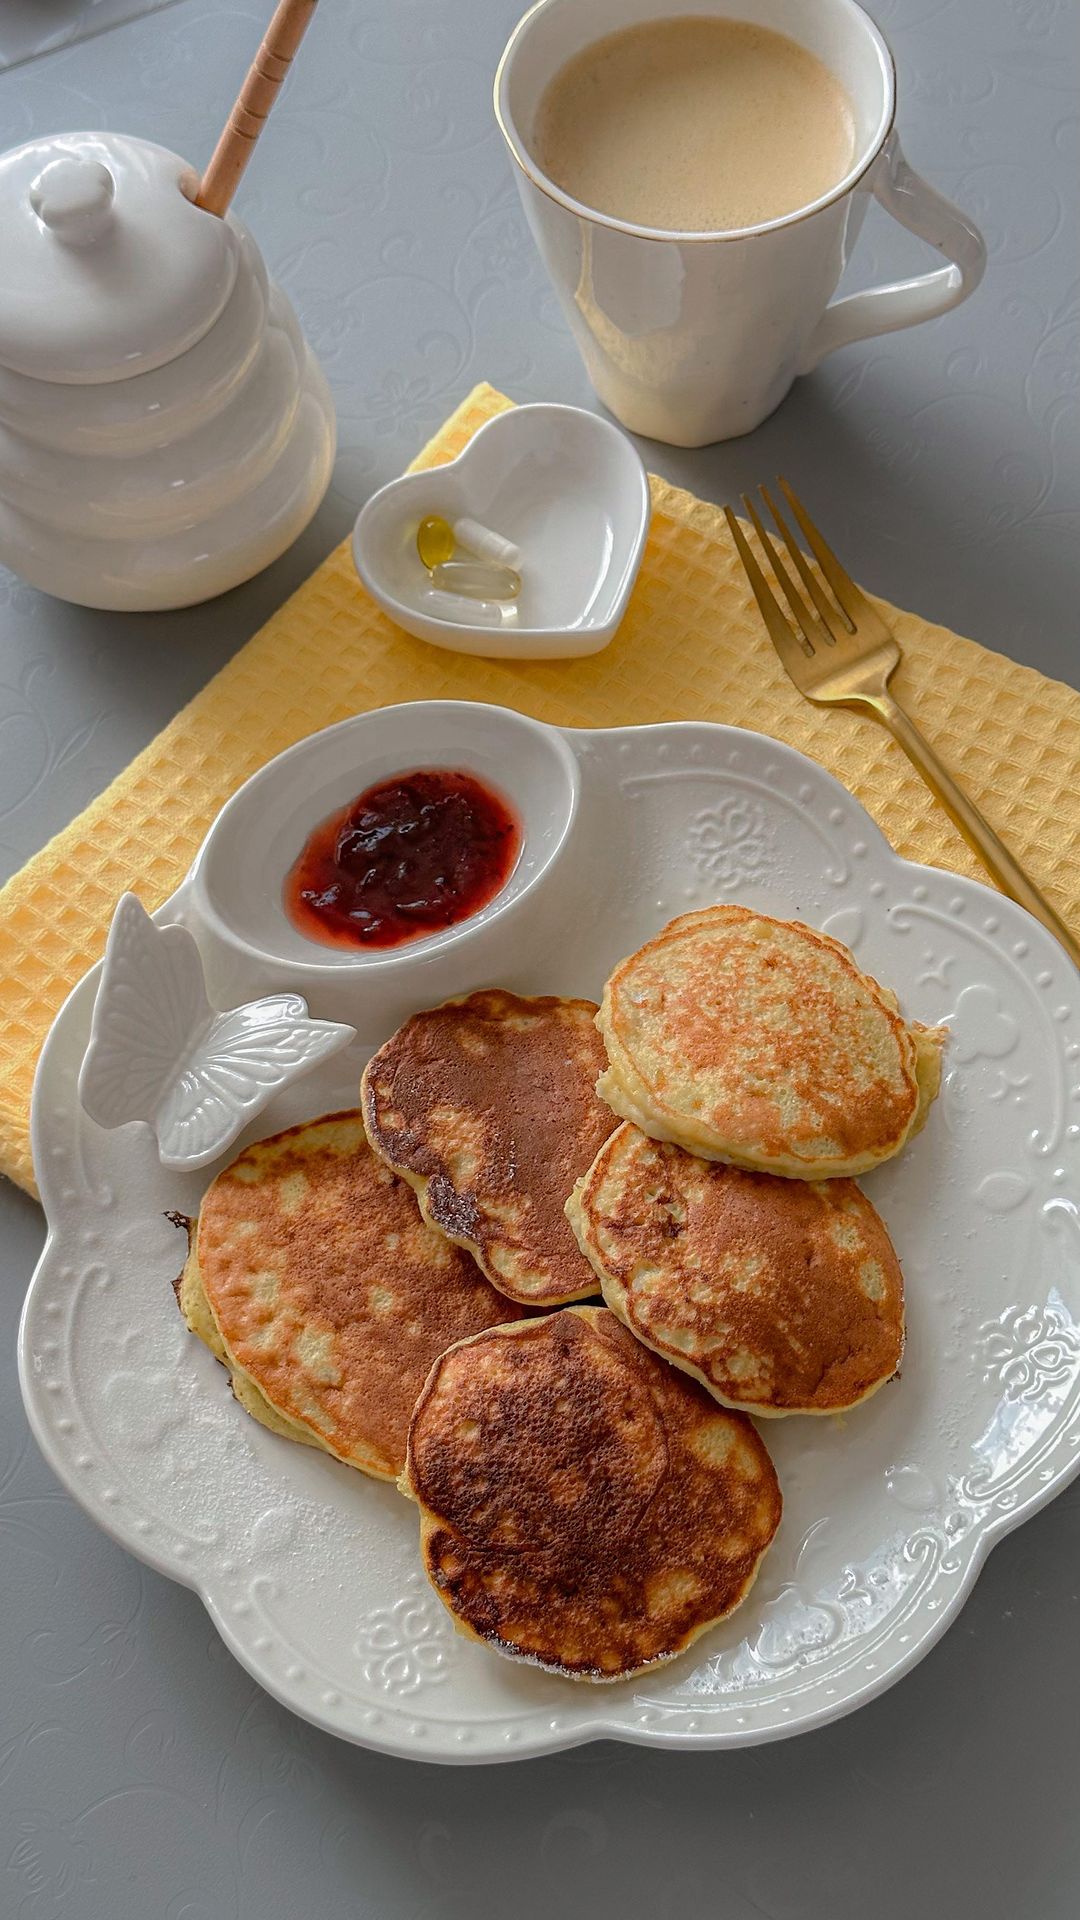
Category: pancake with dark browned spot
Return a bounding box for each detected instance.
[598,905,944,1178]
[568,1123,904,1415]
[178,1110,523,1481]
[362,991,619,1306]
[402,1306,782,1679]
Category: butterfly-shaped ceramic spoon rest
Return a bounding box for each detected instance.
[78,894,355,1171]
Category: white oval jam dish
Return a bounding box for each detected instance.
[0,131,336,611]
[351,403,650,659]
[190,701,580,998]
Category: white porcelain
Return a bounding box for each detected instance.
[495,0,988,446]
[351,403,650,658]
[0,131,336,610]
[20,717,1080,1761]
[188,700,580,1026]
[79,894,355,1171]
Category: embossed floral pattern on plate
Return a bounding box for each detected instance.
[685,795,772,891]
[19,721,1080,1763]
[354,1576,451,1697]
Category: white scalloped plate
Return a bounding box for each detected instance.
[19,719,1080,1764]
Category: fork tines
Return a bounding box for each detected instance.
[724,477,873,658]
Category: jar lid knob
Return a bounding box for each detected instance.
[30,157,116,246]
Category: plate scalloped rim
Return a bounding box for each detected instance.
[19,719,1080,1764]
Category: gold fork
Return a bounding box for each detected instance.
[725,479,1080,970]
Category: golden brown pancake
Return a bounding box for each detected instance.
[402,1306,782,1679]
[568,1123,904,1415]
[598,905,943,1178]
[179,1110,523,1481]
[361,990,618,1306]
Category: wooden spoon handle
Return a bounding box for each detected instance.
[195,0,319,218]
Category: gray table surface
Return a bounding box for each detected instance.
[2,1,1078,1914]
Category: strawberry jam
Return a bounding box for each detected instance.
[285,768,521,950]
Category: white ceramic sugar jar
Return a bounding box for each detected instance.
[0,131,336,611]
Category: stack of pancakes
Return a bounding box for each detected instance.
[178,908,943,1682]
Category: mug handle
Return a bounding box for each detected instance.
[797,132,987,373]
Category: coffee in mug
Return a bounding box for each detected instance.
[533,17,857,234]
[496,0,987,447]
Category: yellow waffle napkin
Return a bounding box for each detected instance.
[3,382,1079,1198]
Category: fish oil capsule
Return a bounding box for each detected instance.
[422,587,514,627]
[430,559,521,602]
[415,515,455,568]
[452,517,522,569]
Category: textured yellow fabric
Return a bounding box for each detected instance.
[3,382,1079,1199]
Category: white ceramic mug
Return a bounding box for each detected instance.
[495,0,987,446]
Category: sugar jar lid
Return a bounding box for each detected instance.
[0,131,240,384]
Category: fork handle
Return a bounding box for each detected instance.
[865,690,1080,971]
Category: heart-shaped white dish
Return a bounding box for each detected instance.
[351,403,651,659]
